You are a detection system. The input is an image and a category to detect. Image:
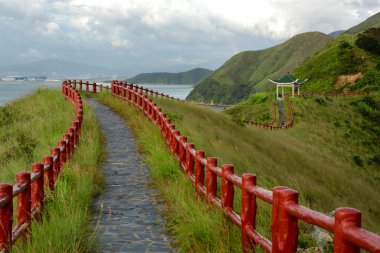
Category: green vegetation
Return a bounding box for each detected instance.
[127,68,213,85]
[159,94,379,233]
[356,27,380,55]
[187,32,331,104]
[345,12,380,34]
[0,89,104,252]
[293,33,380,92]
[97,92,243,252]
[225,93,273,125]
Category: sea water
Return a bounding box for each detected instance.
[0,82,194,106]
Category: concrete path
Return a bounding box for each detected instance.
[87,98,173,253]
[277,99,287,127]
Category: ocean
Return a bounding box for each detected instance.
[0,82,194,106]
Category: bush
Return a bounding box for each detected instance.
[353,70,380,90]
[247,93,268,104]
[356,28,380,55]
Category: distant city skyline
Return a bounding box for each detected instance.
[0,0,379,75]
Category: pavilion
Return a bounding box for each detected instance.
[268,73,308,99]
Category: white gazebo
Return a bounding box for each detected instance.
[268,73,308,99]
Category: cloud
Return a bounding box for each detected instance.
[0,0,379,72]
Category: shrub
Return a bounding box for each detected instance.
[356,28,380,55]
[247,93,268,105]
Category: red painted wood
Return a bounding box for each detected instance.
[16,172,31,241]
[206,157,217,206]
[334,208,361,253]
[31,163,44,221]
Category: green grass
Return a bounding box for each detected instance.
[97,91,244,252]
[206,92,380,233]
[225,92,273,125]
[187,32,332,104]
[0,89,104,252]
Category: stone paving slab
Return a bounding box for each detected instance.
[87,98,173,253]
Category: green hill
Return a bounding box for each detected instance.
[293,32,380,93]
[186,32,331,104]
[127,68,213,85]
[345,12,380,34]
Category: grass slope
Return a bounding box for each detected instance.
[345,12,380,34]
[127,68,213,85]
[187,32,331,104]
[293,33,380,92]
[0,89,104,252]
[155,95,380,234]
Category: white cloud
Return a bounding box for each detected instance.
[0,0,380,71]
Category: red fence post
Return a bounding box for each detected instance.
[179,136,187,170]
[206,157,217,205]
[92,82,97,93]
[334,208,361,253]
[195,150,205,198]
[79,80,83,91]
[51,147,61,182]
[272,187,299,253]
[31,163,44,221]
[58,140,67,168]
[0,184,13,251]
[85,81,89,92]
[241,174,257,252]
[221,164,234,211]
[43,156,54,191]
[16,172,31,240]
[185,143,195,177]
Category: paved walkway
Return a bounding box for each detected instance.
[277,99,287,126]
[87,98,173,253]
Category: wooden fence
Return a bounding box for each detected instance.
[0,82,83,252]
[107,80,380,253]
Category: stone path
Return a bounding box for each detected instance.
[87,98,173,253]
[277,99,287,127]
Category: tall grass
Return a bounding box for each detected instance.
[0,89,104,252]
[155,93,380,233]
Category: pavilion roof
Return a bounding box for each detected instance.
[268,73,308,85]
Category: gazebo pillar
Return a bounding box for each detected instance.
[292,85,295,98]
[276,85,279,99]
[282,86,284,99]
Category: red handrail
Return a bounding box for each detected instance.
[88,80,380,252]
[0,81,83,252]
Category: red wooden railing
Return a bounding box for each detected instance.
[0,81,83,252]
[247,95,294,130]
[102,80,380,253]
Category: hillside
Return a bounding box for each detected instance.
[127,68,213,84]
[186,32,331,104]
[345,12,380,34]
[154,93,380,234]
[293,32,380,93]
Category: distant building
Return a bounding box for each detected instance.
[1,76,47,81]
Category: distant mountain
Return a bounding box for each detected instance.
[187,32,331,104]
[345,12,380,34]
[0,59,114,78]
[329,30,346,38]
[127,68,213,84]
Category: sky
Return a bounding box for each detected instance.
[0,0,379,75]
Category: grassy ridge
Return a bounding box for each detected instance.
[345,12,380,34]
[0,89,104,252]
[127,68,213,85]
[187,32,331,104]
[0,89,76,182]
[153,94,380,233]
[293,34,379,92]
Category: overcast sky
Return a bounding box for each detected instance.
[0,0,379,74]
